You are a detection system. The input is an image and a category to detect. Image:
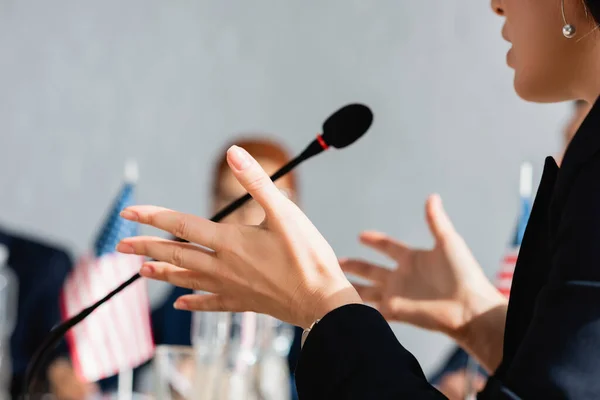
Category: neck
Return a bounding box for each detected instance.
[578,42,600,103]
[580,82,600,104]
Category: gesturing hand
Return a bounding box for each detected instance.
[116,146,362,329]
[340,195,505,338]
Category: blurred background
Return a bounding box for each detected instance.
[0,0,570,398]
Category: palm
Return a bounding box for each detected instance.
[385,241,479,332]
[341,195,493,335]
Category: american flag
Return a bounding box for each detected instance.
[494,162,533,298]
[60,163,154,382]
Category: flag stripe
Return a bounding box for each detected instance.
[60,286,84,379]
[139,279,155,361]
[81,256,115,379]
[96,255,128,376]
[115,255,145,365]
[60,182,158,381]
[61,253,154,381]
[112,256,136,365]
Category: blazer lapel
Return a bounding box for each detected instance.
[496,97,600,383]
[496,156,558,378]
[549,97,600,233]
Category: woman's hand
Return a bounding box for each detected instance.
[341,195,503,336]
[116,146,362,329]
[340,195,507,371]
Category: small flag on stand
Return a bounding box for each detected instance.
[60,160,154,383]
[494,162,533,298]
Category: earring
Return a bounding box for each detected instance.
[562,0,577,38]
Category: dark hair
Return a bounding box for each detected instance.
[587,0,600,24]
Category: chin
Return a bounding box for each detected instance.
[513,73,569,104]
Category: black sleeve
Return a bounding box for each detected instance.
[295,304,446,399]
[495,155,600,398]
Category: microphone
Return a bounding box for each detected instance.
[23,103,373,396]
[211,103,373,221]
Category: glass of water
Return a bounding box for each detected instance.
[191,310,231,400]
[152,345,196,400]
[214,312,263,400]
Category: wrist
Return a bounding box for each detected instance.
[301,280,363,329]
[453,285,508,372]
[454,282,506,340]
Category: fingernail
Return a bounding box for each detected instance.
[116,243,135,254]
[228,145,252,170]
[120,210,138,221]
[173,299,187,310]
[140,264,154,276]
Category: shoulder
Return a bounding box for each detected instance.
[551,151,600,282]
[560,151,600,227]
[6,230,74,276]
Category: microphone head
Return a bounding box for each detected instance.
[321,103,373,149]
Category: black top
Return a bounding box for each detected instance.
[295,97,600,399]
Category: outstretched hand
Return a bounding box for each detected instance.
[116,146,362,329]
[340,195,505,339]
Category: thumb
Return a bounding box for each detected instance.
[425,194,456,241]
[226,145,288,215]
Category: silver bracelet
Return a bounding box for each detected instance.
[300,319,320,349]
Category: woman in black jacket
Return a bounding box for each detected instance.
[115,0,600,398]
[426,99,592,399]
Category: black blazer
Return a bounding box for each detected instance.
[295,98,600,399]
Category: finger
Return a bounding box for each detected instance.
[120,205,222,250]
[226,145,288,216]
[117,236,216,271]
[339,258,391,283]
[139,261,221,292]
[359,231,410,261]
[174,293,247,313]
[425,194,457,241]
[352,283,383,303]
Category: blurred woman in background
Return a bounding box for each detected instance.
[0,227,97,399]
[150,137,302,399]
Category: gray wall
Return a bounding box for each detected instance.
[0,0,569,373]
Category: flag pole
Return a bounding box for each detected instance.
[519,162,533,199]
[124,159,139,185]
[118,159,138,400]
[117,367,133,400]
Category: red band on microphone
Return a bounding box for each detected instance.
[316,134,329,150]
